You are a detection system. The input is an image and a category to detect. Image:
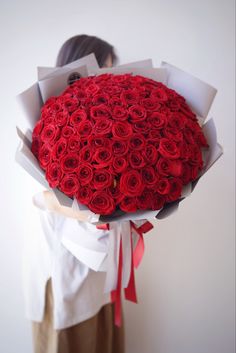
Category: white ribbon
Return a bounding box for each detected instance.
[121,221,132,289]
[103,221,122,292]
[103,221,133,293]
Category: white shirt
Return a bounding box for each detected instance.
[22,195,111,330]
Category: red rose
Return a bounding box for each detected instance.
[150,88,168,102]
[31,138,42,158]
[93,118,112,135]
[133,121,150,134]
[142,144,158,165]
[148,129,162,140]
[60,153,80,173]
[109,97,124,108]
[69,109,87,126]
[63,85,79,97]
[92,94,110,106]
[181,163,192,185]
[190,165,200,180]
[103,84,122,96]
[167,99,181,111]
[112,139,129,156]
[85,83,100,96]
[168,112,186,130]
[77,163,93,185]
[116,78,132,89]
[74,89,88,102]
[79,146,93,163]
[107,182,124,204]
[156,158,171,176]
[137,189,153,209]
[68,135,81,152]
[60,97,78,113]
[149,138,161,149]
[180,102,196,119]
[59,174,80,197]
[167,177,183,202]
[158,138,180,159]
[93,147,112,168]
[112,73,131,84]
[52,138,67,160]
[92,169,113,189]
[129,134,146,150]
[128,151,146,169]
[40,124,59,144]
[113,156,128,173]
[89,191,115,215]
[147,112,167,129]
[121,89,138,105]
[112,106,128,121]
[157,158,183,177]
[76,186,92,204]
[151,193,166,210]
[120,196,137,213]
[179,140,192,161]
[163,127,183,142]
[128,105,147,121]
[169,160,183,177]
[94,73,111,84]
[183,128,195,144]
[32,120,44,139]
[88,136,111,149]
[76,120,93,138]
[188,145,203,166]
[141,166,158,188]
[120,170,144,196]
[112,121,133,140]
[54,111,69,127]
[61,126,76,139]
[140,98,161,111]
[90,104,111,119]
[46,162,62,188]
[42,116,55,126]
[45,101,61,117]
[42,97,57,110]
[195,131,209,148]
[138,88,149,99]
[156,177,171,195]
[39,144,51,169]
[140,79,159,92]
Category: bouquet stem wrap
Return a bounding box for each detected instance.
[100,220,153,326]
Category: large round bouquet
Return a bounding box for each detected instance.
[31,73,208,215]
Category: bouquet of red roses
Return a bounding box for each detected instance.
[16,55,223,326]
[16,56,222,223]
[31,72,209,218]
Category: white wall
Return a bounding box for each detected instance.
[0,0,235,352]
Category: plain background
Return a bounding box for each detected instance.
[0,0,235,352]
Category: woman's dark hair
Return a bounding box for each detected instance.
[56,34,118,68]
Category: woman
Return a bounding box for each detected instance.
[28,35,124,353]
[56,34,117,68]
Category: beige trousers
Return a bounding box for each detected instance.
[32,279,125,353]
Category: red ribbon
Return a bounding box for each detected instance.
[109,220,153,327]
[130,221,154,268]
[96,223,110,230]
